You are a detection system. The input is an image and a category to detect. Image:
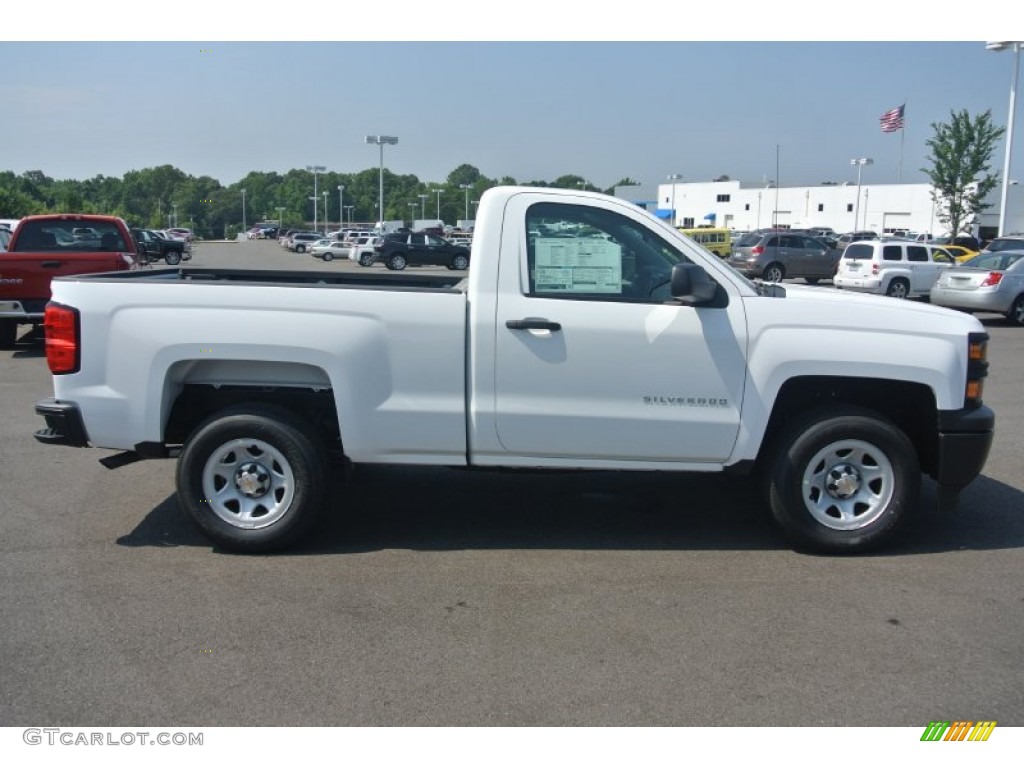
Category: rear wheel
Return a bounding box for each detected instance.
[322,252,333,262]
[450,254,470,270]
[296,244,306,253]
[386,253,407,271]
[805,277,820,285]
[762,263,785,283]
[885,279,909,299]
[1007,295,1024,326]
[176,405,327,553]
[765,405,919,553]
[358,253,374,267]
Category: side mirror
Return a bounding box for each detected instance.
[670,263,718,305]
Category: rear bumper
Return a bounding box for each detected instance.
[935,405,995,489]
[0,299,46,321]
[34,398,90,448]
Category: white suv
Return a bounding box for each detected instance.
[834,240,956,299]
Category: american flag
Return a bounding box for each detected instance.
[880,104,905,133]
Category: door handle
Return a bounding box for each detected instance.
[506,318,562,332]
[41,261,62,269]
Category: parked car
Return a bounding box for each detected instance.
[930,250,1024,325]
[288,233,322,253]
[0,225,11,251]
[373,232,470,271]
[726,231,838,283]
[166,228,194,242]
[349,236,380,266]
[941,245,980,264]
[836,231,879,251]
[833,240,956,298]
[132,228,191,265]
[981,235,1024,254]
[932,235,983,252]
[310,240,349,262]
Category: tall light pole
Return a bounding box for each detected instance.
[459,184,471,220]
[305,165,325,232]
[275,206,285,229]
[408,201,418,226]
[337,185,344,232]
[344,205,354,226]
[850,158,873,232]
[666,173,683,227]
[434,188,442,220]
[365,135,398,230]
[418,193,427,221]
[241,188,247,235]
[172,203,178,227]
[988,41,1021,237]
[322,191,329,234]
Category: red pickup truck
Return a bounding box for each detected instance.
[0,214,144,348]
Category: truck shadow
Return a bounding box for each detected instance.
[117,467,1024,556]
[9,326,45,358]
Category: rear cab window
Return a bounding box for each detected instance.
[843,244,875,260]
[13,220,127,252]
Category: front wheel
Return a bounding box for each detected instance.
[449,254,469,270]
[765,405,919,553]
[176,405,327,552]
[322,252,333,262]
[164,250,182,266]
[386,253,407,271]
[296,245,306,253]
[1007,295,1024,326]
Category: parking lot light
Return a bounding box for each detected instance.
[241,188,247,236]
[667,173,683,227]
[337,186,344,234]
[987,41,1021,237]
[850,158,873,232]
[460,184,471,220]
[306,165,326,233]
[365,136,398,231]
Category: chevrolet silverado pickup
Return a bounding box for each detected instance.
[1,214,143,348]
[33,187,995,553]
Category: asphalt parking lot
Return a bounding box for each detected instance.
[1,239,1022,727]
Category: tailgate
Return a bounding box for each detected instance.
[0,250,128,302]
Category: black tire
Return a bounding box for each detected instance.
[450,254,470,270]
[175,405,328,553]
[358,253,374,267]
[322,252,333,262]
[1006,295,1024,326]
[164,250,182,266]
[885,279,909,299]
[805,277,820,285]
[0,320,17,350]
[762,263,785,283]
[296,244,306,253]
[764,405,919,553]
[386,253,407,271]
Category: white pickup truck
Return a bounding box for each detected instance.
[34,187,994,554]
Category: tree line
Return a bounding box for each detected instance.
[0,163,635,239]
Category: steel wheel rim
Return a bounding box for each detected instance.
[888,282,907,298]
[765,266,783,282]
[1013,299,1024,325]
[800,439,895,530]
[202,438,296,529]
[453,255,469,270]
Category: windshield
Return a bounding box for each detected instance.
[962,252,1024,271]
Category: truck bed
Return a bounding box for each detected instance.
[56,266,469,293]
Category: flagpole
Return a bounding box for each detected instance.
[898,102,906,183]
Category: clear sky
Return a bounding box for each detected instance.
[3,4,1021,190]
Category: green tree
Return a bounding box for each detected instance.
[921,109,1004,238]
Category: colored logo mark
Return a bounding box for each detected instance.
[920,721,996,742]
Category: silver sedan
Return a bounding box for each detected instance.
[930,250,1024,325]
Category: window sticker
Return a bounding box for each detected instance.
[534,237,622,294]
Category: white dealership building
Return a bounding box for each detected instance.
[618,179,1023,239]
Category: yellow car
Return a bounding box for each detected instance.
[942,245,979,263]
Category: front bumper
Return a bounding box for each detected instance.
[935,405,995,489]
[34,398,90,447]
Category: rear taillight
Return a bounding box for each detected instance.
[980,272,1003,287]
[44,303,80,375]
[871,263,879,275]
[751,245,764,256]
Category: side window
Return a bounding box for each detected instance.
[764,236,779,249]
[932,249,953,264]
[907,246,928,262]
[882,245,903,261]
[525,202,687,301]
